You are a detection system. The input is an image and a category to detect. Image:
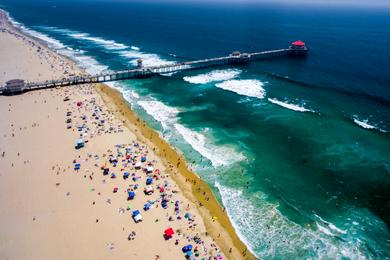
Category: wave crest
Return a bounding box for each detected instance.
[215,79,265,99]
[183,69,241,84]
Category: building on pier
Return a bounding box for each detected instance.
[289,40,308,56]
[2,79,26,95]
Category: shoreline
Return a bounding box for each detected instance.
[0,8,255,260]
[96,84,255,259]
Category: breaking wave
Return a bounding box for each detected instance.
[174,124,245,167]
[215,183,368,259]
[8,17,65,49]
[268,98,314,112]
[215,80,265,99]
[183,69,241,84]
[7,18,108,75]
[68,32,128,50]
[352,116,386,132]
[119,50,174,67]
[137,100,179,129]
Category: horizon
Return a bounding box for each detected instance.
[2,0,390,9]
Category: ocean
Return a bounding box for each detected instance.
[1,0,389,258]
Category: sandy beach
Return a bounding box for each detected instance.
[0,9,253,260]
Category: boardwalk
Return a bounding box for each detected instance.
[1,43,308,95]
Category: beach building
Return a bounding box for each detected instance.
[289,40,308,56]
[2,79,25,95]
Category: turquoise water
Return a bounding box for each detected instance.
[2,1,390,258]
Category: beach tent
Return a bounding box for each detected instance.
[146,177,153,185]
[128,191,135,200]
[113,187,118,193]
[141,156,147,162]
[75,139,84,149]
[74,163,81,171]
[143,202,152,211]
[123,172,130,179]
[132,210,143,223]
[161,199,168,209]
[182,244,193,253]
[135,162,142,169]
[164,227,174,240]
[144,185,154,195]
[146,166,154,173]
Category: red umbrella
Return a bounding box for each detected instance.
[164,228,174,237]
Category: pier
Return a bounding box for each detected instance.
[0,41,308,95]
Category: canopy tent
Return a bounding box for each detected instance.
[182,244,193,253]
[143,202,152,211]
[74,163,81,171]
[161,199,168,209]
[144,185,154,195]
[75,139,84,149]
[132,210,142,223]
[128,191,135,200]
[135,162,142,169]
[146,166,154,173]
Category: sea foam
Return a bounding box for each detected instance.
[183,69,241,84]
[215,183,367,259]
[8,17,108,76]
[268,98,314,112]
[137,100,179,129]
[120,50,174,67]
[68,33,128,50]
[215,80,265,99]
[352,116,387,133]
[174,124,245,167]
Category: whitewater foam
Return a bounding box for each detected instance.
[174,124,245,167]
[8,17,65,50]
[7,15,109,76]
[215,183,368,259]
[68,33,128,50]
[215,80,265,99]
[131,46,140,51]
[352,116,387,133]
[268,98,314,112]
[58,48,108,75]
[183,69,241,84]
[137,100,179,129]
[120,50,174,67]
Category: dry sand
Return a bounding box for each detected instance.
[0,9,254,260]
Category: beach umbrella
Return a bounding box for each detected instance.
[164,227,174,237]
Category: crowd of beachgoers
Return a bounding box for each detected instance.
[0,8,253,259]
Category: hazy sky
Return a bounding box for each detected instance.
[109,0,390,8]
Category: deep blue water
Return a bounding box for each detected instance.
[1,0,389,258]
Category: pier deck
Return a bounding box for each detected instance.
[0,44,307,95]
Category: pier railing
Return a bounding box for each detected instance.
[0,47,303,95]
